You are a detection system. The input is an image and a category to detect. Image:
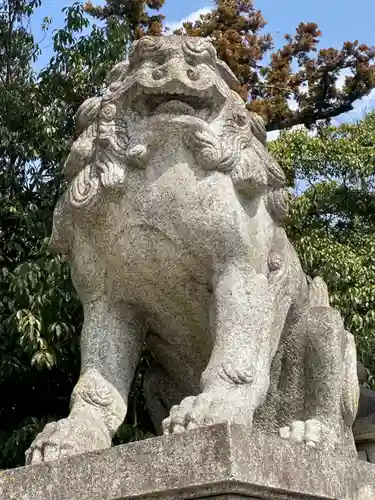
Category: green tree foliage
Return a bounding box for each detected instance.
[0,0,131,469]
[269,112,375,380]
[84,0,166,38]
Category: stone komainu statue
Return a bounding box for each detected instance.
[26,36,360,464]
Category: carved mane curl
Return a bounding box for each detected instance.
[249,112,290,222]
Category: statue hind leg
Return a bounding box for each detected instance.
[279,277,359,455]
[143,363,192,434]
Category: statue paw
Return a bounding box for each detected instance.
[25,416,111,465]
[162,392,251,435]
[279,419,335,450]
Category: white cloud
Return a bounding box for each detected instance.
[323,68,375,124]
[166,7,212,32]
[266,130,280,141]
[332,89,375,126]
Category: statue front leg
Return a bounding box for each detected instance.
[25,299,146,464]
[163,260,291,434]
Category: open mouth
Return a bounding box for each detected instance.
[144,94,208,116]
[127,84,225,122]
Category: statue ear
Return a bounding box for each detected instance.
[249,112,267,145]
[75,96,101,133]
[216,59,238,89]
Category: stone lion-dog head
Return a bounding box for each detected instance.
[51,36,289,253]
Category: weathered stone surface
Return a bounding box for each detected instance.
[2,425,375,500]
[25,35,360,465]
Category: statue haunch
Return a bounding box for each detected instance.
[26,36,360,464]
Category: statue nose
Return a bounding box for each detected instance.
[151,60,199,82]
[152,63,182,81]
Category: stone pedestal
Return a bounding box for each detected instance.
[1,423,374,500]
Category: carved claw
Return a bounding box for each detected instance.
[25,416,111,465]
[162,392,253,435]
[279,419,335,450]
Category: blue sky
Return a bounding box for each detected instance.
[32,0,375,126]
[33,0,375,64]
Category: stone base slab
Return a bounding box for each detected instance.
[0,423,375,500]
